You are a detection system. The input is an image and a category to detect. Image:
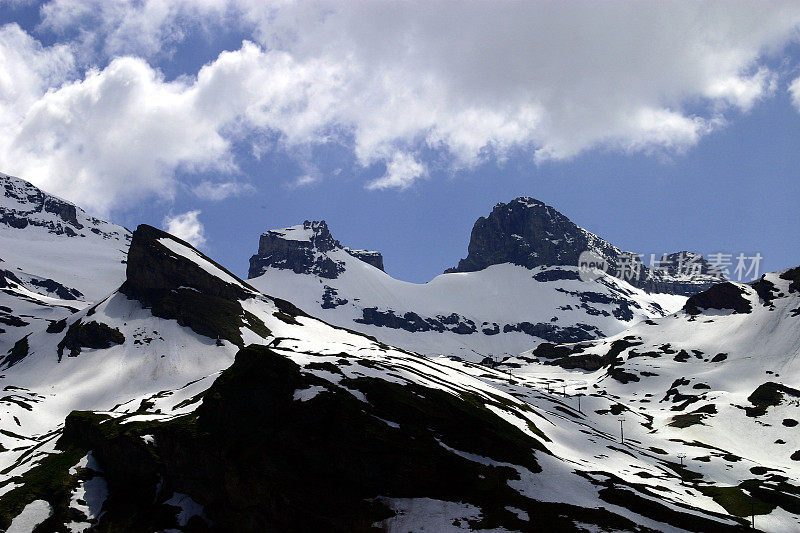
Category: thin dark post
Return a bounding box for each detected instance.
[562,384,566,397]
[577,394,581,413]
[677,453,686,485]
[617,417,625,444]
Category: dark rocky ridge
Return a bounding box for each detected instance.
[248,220,384,279]
[123,224,253,303]
[446,197,724,296]
[120,225,281,346]
[684,283,753,315]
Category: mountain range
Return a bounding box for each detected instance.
[0,172,797,532]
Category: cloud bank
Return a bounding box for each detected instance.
[1,1,800,214]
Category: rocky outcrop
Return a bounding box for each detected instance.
[355,308,478,334]
[446,197,619,273]
[1,173,86,236]
[248,220,345,279]
[447,197,723,296]
[56,321,125,360]
[120,225,275,346]
[248,220,385,279]
[123,225,252,303]
[635,252,722,296]
[343,247,384,271]
[684,282,753,315]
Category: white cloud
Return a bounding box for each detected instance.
[0,24,74,131]
[39,0,230,61]
[2,2,800,211]
[163,209,205,248]
[192,180,254,201]
[367,151,427,190]
[0,51,234,215]
[790,76,800,112]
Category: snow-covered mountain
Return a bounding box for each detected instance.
[0,173,130,353]
[2,221,793,532]
[497,266,800,531]
[248,219,685,361]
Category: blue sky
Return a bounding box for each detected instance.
[1,1,799,282]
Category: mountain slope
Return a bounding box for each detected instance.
[499,267,800,531]
[0,172,130,353]
[248,220,684,361]
[0,223,790,532]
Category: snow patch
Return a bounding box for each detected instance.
[164,492,208,527]
[293,385,327,402]
[7,499,53,533]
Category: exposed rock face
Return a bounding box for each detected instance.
[120,225,274,346]
[123,224,251,303]
[56,320,125,360]
[343,247,384,271]
[636,252,722,296]
[355,308,478,335]
[447,197,724,296]
[248,220,384,279]
[684,282,753,315]
[446,197,619,273]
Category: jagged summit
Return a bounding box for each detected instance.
[446,197,620,274]
[447,196,724,296]
[248,220,384,279]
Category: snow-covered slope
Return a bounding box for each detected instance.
[499,267,800,531]
[1,223,793,531]
[0,172,130,353]
[249,220,684,361]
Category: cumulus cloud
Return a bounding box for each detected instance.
[367,152,427,190]
[163,209,205,248]
[1,2,800,213]
[1,52,233,214]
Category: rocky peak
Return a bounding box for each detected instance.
[446,197,621,274]
[122,224,252,302]
[119,225,277,346]
[248,220,384,279]
[2,173,81,234]
[446,197,724,296]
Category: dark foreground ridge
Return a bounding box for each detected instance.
[0,344,746,532]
